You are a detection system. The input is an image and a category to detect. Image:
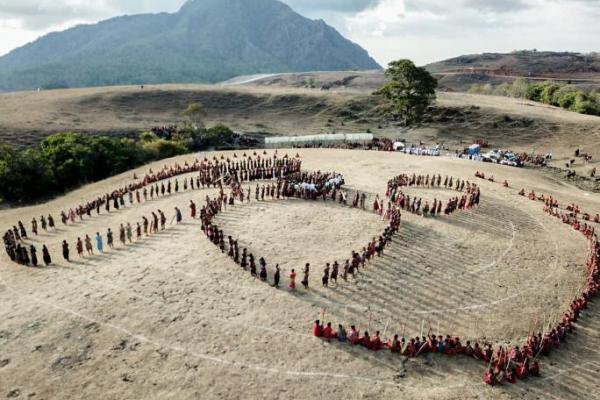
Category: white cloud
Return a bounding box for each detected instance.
[0,0,598,65]
[344,0,600,65]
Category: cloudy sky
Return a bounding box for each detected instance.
[0,0,599,65]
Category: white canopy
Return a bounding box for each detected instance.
[265,133,373,145]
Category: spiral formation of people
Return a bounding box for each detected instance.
[1,146,598,400]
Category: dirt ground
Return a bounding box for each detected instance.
[1,149,598,400]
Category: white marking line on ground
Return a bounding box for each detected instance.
[40,265,309,339]
[2,181,591,391]
[0,271,480,391]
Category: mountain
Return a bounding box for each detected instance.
[0,0,381,92]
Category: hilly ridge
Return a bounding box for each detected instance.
[0,0,380,92]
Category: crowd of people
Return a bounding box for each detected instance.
[469,170,600,384]
[384,173,481,217]
[2,152,302,268]
[5,150,598,388]
[198,170,402,290]
[54,152,302,227]
[311,170,598,387]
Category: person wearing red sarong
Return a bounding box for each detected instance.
[313,320,323,337]
[323,322,336,340]
[361,332,371,348]
[370,331,383,351]
[289,269,296,290]
[472,342,484,360]
[529,361,540,376]
[348,326,359,345]
[516,360,529,380]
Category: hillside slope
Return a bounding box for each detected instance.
[0,0,380,91]
[426,51,600,92]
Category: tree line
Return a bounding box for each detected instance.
[0,104,236,203]
[469,78,600,116]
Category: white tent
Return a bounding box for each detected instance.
[265,133,373,146]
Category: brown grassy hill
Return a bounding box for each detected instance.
[426,51,600,92]
[1,80,599,186]
[0,84,387,148]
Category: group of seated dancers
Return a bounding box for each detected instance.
[198,170,402,290]
[312,319,543,384]
[312,235,599,388]
[383,173,481,217]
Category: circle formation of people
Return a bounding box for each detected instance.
[4,151,597,388]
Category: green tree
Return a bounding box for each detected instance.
[525,83,545,102]
[39,132,97,188]
[556,88,579,109]
[141,138,188,160]
[0,143,53,202]
[139,131,159,143]
[205,124,236,146]
[377,59,438,125]
[540,82,561,106]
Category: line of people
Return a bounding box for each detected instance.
[384,173,481,217]
[6,204,184,266]
[199,170,402,292]
[316,170,598,386]
[312,320,541,384]
[3,152,302,267]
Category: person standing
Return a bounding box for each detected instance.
[126,223,133,243]
[190,200,197,219]
[322,263,330,287]
[289,269,296,290]
[175,207,183,224]
[85,235,94,255]
[62,240,70,262]
[107,228,114,249]
[42,245,52,266]
[301,263,310,289]
[76,238,84,257]
[119,224,126,245]
[273,264,280,287]
[96,232,103,253]
[30,245,38,267]
[48,214,55,230]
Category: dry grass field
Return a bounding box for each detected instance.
[1,148,599,400]
[1,74,600,399]
[1,76,599,180]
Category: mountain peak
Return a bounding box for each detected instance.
[0,0,381,91]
